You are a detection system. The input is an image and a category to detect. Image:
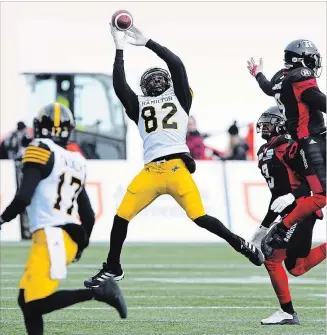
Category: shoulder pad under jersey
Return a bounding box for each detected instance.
[22,140,52,166]
[286,67,316,83]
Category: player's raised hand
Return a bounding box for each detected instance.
[126,26,150,46]
[247,57,263,77]
[110,23,128,50]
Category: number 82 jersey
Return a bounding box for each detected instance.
[138,88,190,163]
[23,138,87,233]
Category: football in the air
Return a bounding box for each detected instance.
[111,10,133,31]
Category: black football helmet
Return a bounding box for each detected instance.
[140,67,172,96]
[33,103,75,146]
[256,106,287,140]
[284,39,322,77]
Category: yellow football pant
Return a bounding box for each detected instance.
[117,159,206,221]
[19,229,78,303]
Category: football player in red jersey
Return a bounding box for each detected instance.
[251,106,326,325]
[248,39,326,255]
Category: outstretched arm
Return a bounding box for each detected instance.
[113,50,140,123]
[145,40,192,113]
[247,58,274,96]
[126,26,192,113]
[255,73,274,96]
[110,24,139,124]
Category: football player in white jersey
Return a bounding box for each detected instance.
[0,103,127,334]
[84,25,264,288]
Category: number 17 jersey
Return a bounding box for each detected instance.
[23,138,87,233]
[138,87,190,163]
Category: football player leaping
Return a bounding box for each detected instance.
[247,39,326,256]
[251,106,326,325]
[0,103,127,335]
[84,25,264,287]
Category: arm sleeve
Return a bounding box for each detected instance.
[0,167,42,222]
[77,187,95,239]
[146,39,192,113]
[113,50,140,123]
[301,86,326,113]
[255,73,274,96]
[1,141,54,222]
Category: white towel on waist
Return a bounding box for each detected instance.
[44,227,67,280]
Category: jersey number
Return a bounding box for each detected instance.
[262,164,275,189]
[54,173,82,215]
[141,103,178,133]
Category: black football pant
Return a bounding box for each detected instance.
[283,133,326,227]
[299,133,326,195]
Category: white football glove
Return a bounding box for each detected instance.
[126,26,150,46]
[110,23,128,50]
[250,225,269,249]
[271,193,295,213]
[247,57,263,77]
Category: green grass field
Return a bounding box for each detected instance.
[0,243,326,335]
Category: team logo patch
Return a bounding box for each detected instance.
[301,69,311,77]
[263,149,274,161]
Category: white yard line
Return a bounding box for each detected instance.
[1,276,325,285]
[0,263,289,269]
[134,277,327,284]
[0,318,325,323]
[0,306,325,310]
[1,294,326,300]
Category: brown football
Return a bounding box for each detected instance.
[111,10,133,31]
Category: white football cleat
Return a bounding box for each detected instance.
[261,310,300,325]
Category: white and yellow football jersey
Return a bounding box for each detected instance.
[23,138,87,232]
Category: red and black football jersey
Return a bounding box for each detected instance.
[258,68,326,140]
[257,135,311,227]
[257,135,310,199]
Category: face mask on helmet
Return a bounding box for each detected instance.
[34,103,75,146]
[140,68,171,96]
[284,40,323,77]
[256,113,287,140]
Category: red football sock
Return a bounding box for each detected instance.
[289,243,326,276]
[264,250,291,304]
[284,195,326,228]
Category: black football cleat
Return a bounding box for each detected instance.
[93,277,127,318]
[261,221,297,258]
[84,262,125,288]
[239,237,264,266]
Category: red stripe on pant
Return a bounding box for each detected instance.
[264,250,291,305]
